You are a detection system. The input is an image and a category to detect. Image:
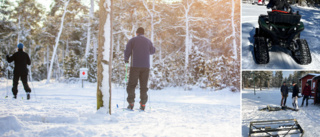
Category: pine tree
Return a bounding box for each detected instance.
[64,50,79,79]
[87,48,97,83]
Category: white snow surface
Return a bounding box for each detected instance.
[242,88,320,137]
[242,4,320,69]
[0,79,240,137]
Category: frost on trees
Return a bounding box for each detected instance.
[97,0,113,115]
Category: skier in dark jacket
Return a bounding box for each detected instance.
[280,82,288,107]
[292,81,299,110]
[267,0,291,12]
[6,43,32,100]
[124,27,155,111]
[301,82,311,107]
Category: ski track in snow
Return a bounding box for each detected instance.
[242,88,320,137]
[0,79,240,137]
[242,4,320,69]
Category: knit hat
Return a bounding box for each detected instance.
[17,43,24,49]
[292,81,296,84]
[136,27,144,34]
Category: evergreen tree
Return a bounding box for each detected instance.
[63,50,79,79]
[86,48,97,83]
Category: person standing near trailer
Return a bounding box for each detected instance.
[301,82,311,107]
[6,43,32,100]
[280,82,288,107]
[292,81,299,110]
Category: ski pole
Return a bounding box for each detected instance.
[30,74,37,101]
[124,63,128,109]
[5,71,8,98]
[5,69,9,98]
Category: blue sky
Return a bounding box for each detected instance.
[272,71,294,78]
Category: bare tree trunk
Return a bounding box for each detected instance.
[97,0,113,115]
[85,0,94,58]
[46,0,70,83]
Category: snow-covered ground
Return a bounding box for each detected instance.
[242,88,320,137]
[242,4,320,69]
[0,78,240,137]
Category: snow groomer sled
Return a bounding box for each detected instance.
[253,7,311,65]
[249,119,304,137]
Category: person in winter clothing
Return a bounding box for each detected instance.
[292,81,299,110]
[301,82,311,107]
[6,43,31,100]
[280,82,288,107]
[267,0,291,12]
[124,27,155,111]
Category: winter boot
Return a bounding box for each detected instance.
[13,95,17,99]
[127,103,134,110]
[140,103,146,111]
[27,92,30,100]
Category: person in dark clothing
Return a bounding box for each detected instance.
[124,27,156,111]
[301,82,311,107]
[292,81,299,110]
[280,82,288,107]
[267,0,291,12]
[6,43,32,100]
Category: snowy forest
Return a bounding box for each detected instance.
[0,0,240,91]
[242,71,320,90]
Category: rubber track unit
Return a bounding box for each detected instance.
[292,39,312,65]
[254,37,270,64]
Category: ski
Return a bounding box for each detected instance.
[122,108,134,111]
[121,108,145,112]
[136,109,145,112]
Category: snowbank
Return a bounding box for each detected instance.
[0,79,240,137]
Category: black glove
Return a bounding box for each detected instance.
[6,55,9,59]
[125,60,129,63]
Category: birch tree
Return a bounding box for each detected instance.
[142,0,162,68]
[46,0,70,83]
[176,0,201,87]
[97,0,113,115]
[85,0,95,58]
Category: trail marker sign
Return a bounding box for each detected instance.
[80,68,88,79]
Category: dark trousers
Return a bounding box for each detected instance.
[127,67,149,105]
[301,95,309,106]
[12,74,31,96]
[281,94,287,106]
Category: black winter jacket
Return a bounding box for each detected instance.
[6,49,31,75]
[267,0,291,11]
[281,85,288,95]
[292,84,299,97]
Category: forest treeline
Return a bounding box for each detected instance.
[242,71,320,90]
[0,0,240,91]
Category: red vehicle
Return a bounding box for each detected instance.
[257,0,265,5]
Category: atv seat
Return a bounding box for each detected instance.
[268,11,301,25]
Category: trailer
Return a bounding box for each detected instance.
[249,119,304,137]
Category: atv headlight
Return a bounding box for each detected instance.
[282,28,285,31]
[270,26,272,30]
[294,27,296,31]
